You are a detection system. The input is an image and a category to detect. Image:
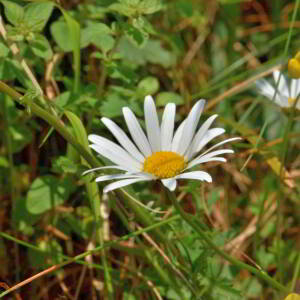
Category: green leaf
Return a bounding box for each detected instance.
[93,34,115,54]
[9,124,33,153]
[81,22,112,48]
[0,42,10,57]
[65,111,101,218]
[138,0,162,15]
[29,33,53,60]
[117,37,176,67]
[12,197,39,233]
[100,93,128,118]
[106,62,137,84]
[123,22,148,47]
[137,76,159,97]
[24,2,54,31]
[52,156,79,174]
[156,92,184,107]
[1,0,24,26]
[26,176,73,214]
[60,8,81,93]
[51,21,73,52]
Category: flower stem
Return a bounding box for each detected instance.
[166,188,289,293]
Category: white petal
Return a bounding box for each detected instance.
[123,107,152,157]
[175,100,206,155]
[176,171,212,183]
[89,135,142,171]
[273,71,290,97]
[101,117,145,163]
[104,178,152,193]
[199,137,241,158]
[82,165,131,175]
[161,103,176,151]
[161,178,177,191]
[144,95,161,152]
[186,115,218,160]
[196,128,226,153]
[256,79,285,106]
[96,173,149,182]
[187,149,234,169]
[184,157,226,171]
[172,119,186,152]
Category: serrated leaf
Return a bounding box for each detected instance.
[81,22,112,48]
[26,176,73,214]
[29,33,53,60]
[1,0,24,26]
[24,2,54,31]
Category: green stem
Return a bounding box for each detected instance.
[166,188,288,293]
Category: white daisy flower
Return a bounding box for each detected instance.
[84,95,240,193]
[256,70,300,109]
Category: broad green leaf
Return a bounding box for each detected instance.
[100,93,128,118]
[59,8,81,93]
[51,21,73,52]
[123,22,148,47]
[65,111,101,218]
[29,33,53,60]
[106,62,137,84]
[117,37,176,68]
[93,34,115,54]
[137,76,159,97]
[138,0,162,14]
[0,42,10,57]
[156,92,184,107]
[81,22,112,48]
[1,0,24,26]
[24,2,54,31]
[26,176,73,214]
[9,124,33,153]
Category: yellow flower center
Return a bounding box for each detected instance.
[288,97,296,105]
[143,151,185,179]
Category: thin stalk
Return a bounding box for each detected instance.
[1,95,20,282]
[291,253,300,292]
[166,188,288,294]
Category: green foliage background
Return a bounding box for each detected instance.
[0,0,300,299]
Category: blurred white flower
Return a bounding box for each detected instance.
[256,70,300,109]
[84,95,240,193]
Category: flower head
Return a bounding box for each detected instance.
[256,70,300,109]
[85,96,240,193]
[288,51,300,79]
